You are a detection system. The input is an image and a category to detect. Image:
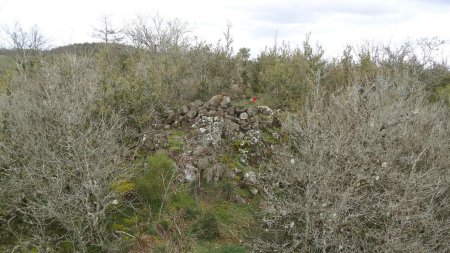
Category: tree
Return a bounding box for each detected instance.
[3,23,48,72]
[92,15,123,44]
[124,14,190,51]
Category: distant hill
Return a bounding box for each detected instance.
[48,42,136,56]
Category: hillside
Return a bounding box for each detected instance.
[0,35,449,252]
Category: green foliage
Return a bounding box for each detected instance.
[191,213,220,240]
[168,130,186,153]
[435,83,450,105]
[135,152,175,210]
[167,187,197,217]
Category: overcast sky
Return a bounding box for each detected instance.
[1,0,449,59]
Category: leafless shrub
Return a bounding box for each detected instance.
[0,54,128,251]
[255,75,450,252]
[124,14,190,52]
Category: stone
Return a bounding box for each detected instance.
[220,96,231,108]
[209,95,223,106]
[206,110,218,117]
[187,108,198,119]
[225,106,235,116]
[250,188,259,196]
[181,105,189,114]
[239,112,249,120]
[164,124,171,130]
[244,171,257,184]
[194,99,204,107]
[257,106,273,116]
[193,145,209,156]
[184,165,198,183]
[240,122,252,131]
[165,110,176,124]
[224,118,240,132]
[290,159,296,165]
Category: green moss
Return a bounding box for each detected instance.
[111,179,135,195]
[168,130,186,153]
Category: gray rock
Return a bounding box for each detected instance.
[239,112,249,120]
[244,171,257,184]
[184,165,198,183]
[187,108,198,119]
[194,99,204,107]
[250,188,259,196]
[226,106,235,116]
[225,118,240,132]
[220,96,231,108]
[209,95,223,107]
[181,105,189,114]
[165,110,176,124]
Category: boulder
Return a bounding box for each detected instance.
[209,95,223,107]
[220,96,231,108]
[165,110,176,124]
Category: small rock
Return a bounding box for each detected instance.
[165,110,176,124]
[194,99,204,107]
[226,106,235,116]
[244,171,257,184]
[209,95,223,106]
[290,159,295,165]
[250,188,258,196]
[184,165,198,183]
[164,124,171,130]
[199,127,207,133]
[239,112,249,120]
[225,118,240,132]
[187,108,198,119]
[220,96,231,108]
[181,105,189,114]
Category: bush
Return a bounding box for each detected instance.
[256,75,450,252]
[192,213,221,240]
[0,54,127,251]
[134,152,175,210]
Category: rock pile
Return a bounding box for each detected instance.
[161,94,281,137]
